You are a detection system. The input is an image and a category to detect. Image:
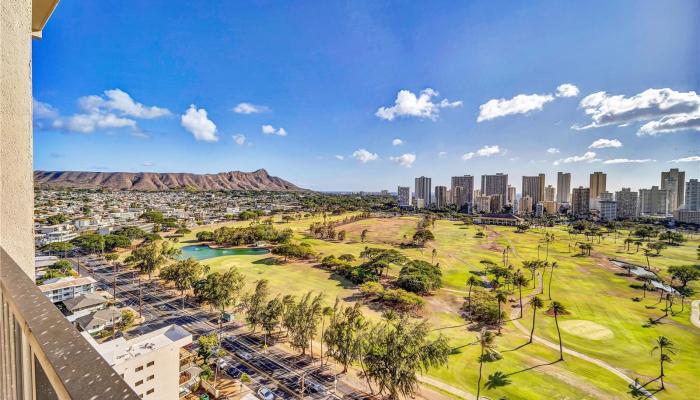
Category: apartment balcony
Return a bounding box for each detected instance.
[0,248,139,400]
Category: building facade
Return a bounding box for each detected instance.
[544,185,556,202]
[522,175,544,211]
[638,186,671,215]
[661,168,685,211]
[589,172,606,201]
[572,187,590,217]
[556,172,571,204]
[480,173,508,208]
[615,188,638,219]
[414,176,432,208]
[435,186,448,208]
[599,200,617,221]
[451,175,474,207]
[686,179,699,211]
[397,186,411,207]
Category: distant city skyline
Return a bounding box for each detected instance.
[32,1,699,191]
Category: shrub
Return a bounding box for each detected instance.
[397,260,442,294]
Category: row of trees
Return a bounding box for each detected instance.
[198,224,293,246]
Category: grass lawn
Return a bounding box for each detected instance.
[166,214,698,399]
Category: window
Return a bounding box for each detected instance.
[146,375,154,381]
[135,365,144,372]
[135,380,143,386]
[146,389,154,395]
[146,361,154,367]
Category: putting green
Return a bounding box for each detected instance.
[559,320,614,340]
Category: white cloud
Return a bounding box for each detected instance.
[477,93,554,122]
[33,99,59,119]
[352,149,378,163]
[589,138,622,149]
[546,147,560,154]
[233,102,269,114]
[553,151,599,165]
[376,88,462,121]
[180,105,218,142]
[141,161,154,167]
[78,89,171,119]
[66,112,137,134]
[476,145,501,157]
[389,153,416,168]
[233,134,246,145]
[438,151,448,158]
[392,138,404,146]
[603,158,654,164]
[574,88,700,136]
[462,145,501,161]
[334,155,345,160]
[261,124,287,136]
[669,156,700,163]
[556,83,580,98]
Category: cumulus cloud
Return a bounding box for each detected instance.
[181,105,218,142]
[261,124,287,136]
[233,134,246,145]
[438,151,448,158]
[141,161,154,167]
[65,112,137,134]
[392,138,404,146]
[589,138,622,149]
[603,158,654,164]
[478,93,554,122]
[669,156,700,163]
[389,153,416,168]
[556,83,580,98]
[462,145,501,160]
[352,149,378,163]
[546,148,560,154]
[553,151,599,165]
[573,88,700,136]
[233,102,269,114]
[376,88,462,121]
[334,155,345,160]
[33,99,59,119]
[78,89,171,118]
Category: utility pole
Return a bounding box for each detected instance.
[138,278,143,318]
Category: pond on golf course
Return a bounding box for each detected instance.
[180,244,270,261]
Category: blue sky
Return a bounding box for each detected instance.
[33,0,699,191]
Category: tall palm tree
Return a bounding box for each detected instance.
[476,330,496,400]
[528,296,544,344]
[495,291,507,335]
[548,301,567,361]
[651,336,676,390]
[320,306,334,366]
[431,248,437,264]
[513,271,528,318]
[547,262,558,300]
[466,275,480,308]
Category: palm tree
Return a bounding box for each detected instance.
[548,301,567,361]
[513,271,528,318]
[528,296,543,344]
[651,336,676,390]
[547,262,558,300]
[360,229,368,243]
[431,248,437,264]
[476,330,496,400]
[495,291,507,335]
[320,306,334,366]
[466,275,480,308]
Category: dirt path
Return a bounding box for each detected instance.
[691,300,700,329]
[509,274,658,400]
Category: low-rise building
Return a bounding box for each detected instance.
[474,213,523,226]
[64,292,110,320]
[38,276,97,303]
[673,209,700,224]
[76,307,123,334]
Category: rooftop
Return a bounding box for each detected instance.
[38,276,96,291]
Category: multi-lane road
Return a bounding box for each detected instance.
[73,255,373,400]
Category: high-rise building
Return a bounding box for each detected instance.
[481,173,508,207]
[661,168,685,211]
[572,187,590,216]
[638,186,671,215]
[451,175,474,207]
[589,172,606,200]
[397,186,411,207]
[475,195,492,213]
[414,176,432,208]
[507,185,516,206]
[542,201,558,215]
[490,194,503,212]
[435,186,448,208]
[522,175,544,211]
[556,172,571,204]
[544,185,556,202]
[615,188,638,219]
[599,200,617,221]
[518,196,533,215]
[686,179,700,211]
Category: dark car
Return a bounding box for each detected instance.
[226,367,242,379]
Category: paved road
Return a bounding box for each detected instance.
[691,300,700,329]
[74,256,371,400]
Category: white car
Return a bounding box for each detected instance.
[257,386,274,400]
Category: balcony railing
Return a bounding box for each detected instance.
[0,247,139,400]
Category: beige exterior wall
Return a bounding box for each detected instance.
[1,0,35,278]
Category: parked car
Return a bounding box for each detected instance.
[257,386,275,400]
[236,350,253,360]
[226,367,241,379]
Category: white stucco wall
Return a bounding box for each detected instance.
[0,0,35,277]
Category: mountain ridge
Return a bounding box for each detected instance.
[33,169,307,191]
